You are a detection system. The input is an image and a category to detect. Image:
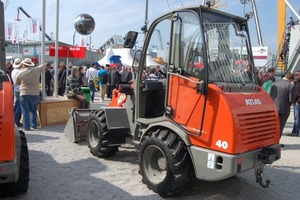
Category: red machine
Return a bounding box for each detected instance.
[0,2,29,197]
[65,3,281,197]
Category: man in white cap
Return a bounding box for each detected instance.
[15,58,45,131]
[11,58,23,126]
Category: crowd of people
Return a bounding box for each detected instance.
[265,68,300,147]
[5,58,168,130]
[279,16,299,62]
[5,57,300,140]
[6,58,46,131]
[253,65,300,144]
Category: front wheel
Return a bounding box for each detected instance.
[87,110,118,158]
[139,129,194,197]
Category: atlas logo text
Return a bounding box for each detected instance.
[245,99,261,105]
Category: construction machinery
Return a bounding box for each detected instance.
[65,3,281,197]
[16,6,52,41]
[277,0,300,73]
[0,1,29,197]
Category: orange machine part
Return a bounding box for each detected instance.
[0,81,15,162]
[108,89,127,107]
[108,83,134,107]
[167,75,280,155]
[191,85,279,154]
[167,75,205,134]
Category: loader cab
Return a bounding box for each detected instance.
[126,6,255,131]
[202,10,255,86]
[129,8,208,124]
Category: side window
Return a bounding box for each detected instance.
[171,12,204,80]
[145,18,171,77]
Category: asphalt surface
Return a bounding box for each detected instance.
[1,93,300,200]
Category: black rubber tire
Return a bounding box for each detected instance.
[87,109,118,158]
[0,130,29,197]
[139,129,194,197]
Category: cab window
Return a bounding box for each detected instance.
[170,11,204,80]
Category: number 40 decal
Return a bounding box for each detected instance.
[215,140,228,149]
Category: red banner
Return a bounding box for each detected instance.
[49,44,68,57]
[69,46,86,58]
[49,45,86,58]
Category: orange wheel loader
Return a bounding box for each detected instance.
[65,3,281,197]
[0,1,29,197]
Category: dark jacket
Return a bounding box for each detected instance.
[270,79,293,115]
[78,72,84,86]
[58,69,66,96]
[66,74,82,95]
[110,69,121,86]
[292,80,300,104]
[45,69,52,96]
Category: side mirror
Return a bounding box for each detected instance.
[123,31,138,49]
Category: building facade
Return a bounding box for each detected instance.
[5,40,102,67]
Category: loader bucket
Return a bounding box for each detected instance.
[64,108,94,143]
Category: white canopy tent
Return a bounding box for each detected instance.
[98,48,161,68]
[98,47,114,65]
[112,48,134,66]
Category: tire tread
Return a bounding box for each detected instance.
[140,129,194,197]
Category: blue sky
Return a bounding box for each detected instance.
[3,0,300,54]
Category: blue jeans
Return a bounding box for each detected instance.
[89,86,95,102]
[20,95,39,130]
[292,104,300,134]
[14,91,22,125]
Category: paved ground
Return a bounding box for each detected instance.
[2,93,300,200]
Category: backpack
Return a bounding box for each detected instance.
[100,72,108,83]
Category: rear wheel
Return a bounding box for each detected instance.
[87,110,118,158]
[0,130,29,197]
[139,129,194,197]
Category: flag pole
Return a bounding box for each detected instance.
[54,0,59,97]
[16,22,20,55]
[41,0,46,100]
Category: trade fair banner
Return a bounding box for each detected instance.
[49,44,68,57]
[69,46,86,58]
[49,45,86,58]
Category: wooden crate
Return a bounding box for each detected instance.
[38,97,80,127]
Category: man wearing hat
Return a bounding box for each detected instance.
[11,58,23,126]
[15,58,46,131]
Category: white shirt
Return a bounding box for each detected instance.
[86,67,98,82]
[11,68,21,92]
[147,73,158,80]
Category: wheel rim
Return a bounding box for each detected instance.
[143,145,167,184]
[89,120,100,147]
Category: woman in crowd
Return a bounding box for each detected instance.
[66,66,89,109]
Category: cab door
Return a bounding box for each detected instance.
[166,11,207,135]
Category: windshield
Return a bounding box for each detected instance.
[203,20,254,84]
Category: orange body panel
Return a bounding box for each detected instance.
[167,76,205,134]
[167,76,280,154]
[108,83,134,107]
[0,81,15,162]
[108,89,126,107]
